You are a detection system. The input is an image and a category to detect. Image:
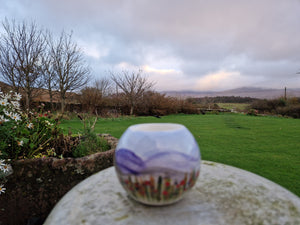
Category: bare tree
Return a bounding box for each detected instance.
[110,70,155,115]
[80,77,111,113]
[50,31,90,114]
[92,77,111,99]
[0,19,46,110]
[39,31,58,111]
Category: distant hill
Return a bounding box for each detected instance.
[162,87,300,99]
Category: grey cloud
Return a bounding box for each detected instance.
[1,0,300,90]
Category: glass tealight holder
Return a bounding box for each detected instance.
[114,123,201,206]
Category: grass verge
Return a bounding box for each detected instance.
[59,113,300,197]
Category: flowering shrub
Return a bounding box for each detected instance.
[72,127,110,157]
[0,90,111,195]
[0,159,11,195]
[0,89,62,160]
[0,89,64,194]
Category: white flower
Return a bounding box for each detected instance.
[0,115,9,124]
[11,101,20,109]
[45,120,53,126]
[4,109,12,118]
[0,98,7,106]
[0,163,9,173]
[14,93,22,101]
[3,93,10,100]
[0,160,5,167]
[0,115,9,121]
[26,123,34,129]
[17,140,24,146]
[0,185,6,194]
[11,113,21,121]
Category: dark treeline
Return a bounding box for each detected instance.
[249,97,300,118]
[34,91,200,117]
[187,96,258,104]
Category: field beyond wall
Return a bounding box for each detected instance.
[60,113,300,197]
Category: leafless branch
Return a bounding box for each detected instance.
[110,69,155,115]
[50,30,90,114]
[0,18,46,109]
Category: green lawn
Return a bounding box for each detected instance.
[217,103,250,111]
[59,113,300,197]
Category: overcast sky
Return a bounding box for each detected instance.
[0,0,300,91]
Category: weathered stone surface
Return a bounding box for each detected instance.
[0,135,118,225]
[45,161,300,225]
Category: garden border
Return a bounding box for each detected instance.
[0,134,118,225]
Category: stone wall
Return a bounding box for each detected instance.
[0,135,118,225]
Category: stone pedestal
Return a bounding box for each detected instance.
[45,161,300,225]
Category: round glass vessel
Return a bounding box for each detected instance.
[114,123,201,205]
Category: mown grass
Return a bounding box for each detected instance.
[59,113,300,197]
[217,103,250,111]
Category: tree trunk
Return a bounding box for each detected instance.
[25,75,31,111]
[130,105,134,115]
[60,91,66,115]
[49,89,54,111]
[25,93,30,112]
[25,86,32,112]
[61,98,65,115]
